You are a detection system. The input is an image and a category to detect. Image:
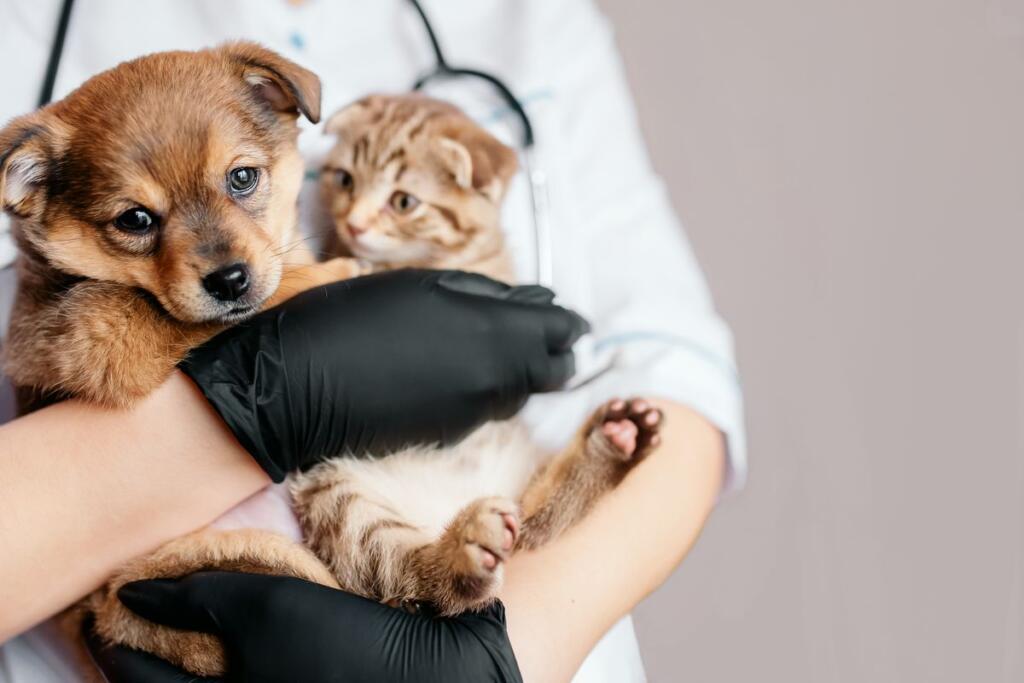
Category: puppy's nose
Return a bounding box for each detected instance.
[203,263,251,302]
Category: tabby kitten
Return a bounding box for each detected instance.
[320,94,516,282]
[292,94,665,614]
[91,94,665,677]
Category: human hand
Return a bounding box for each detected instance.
[88,572,521,683]
[181,268,588,480]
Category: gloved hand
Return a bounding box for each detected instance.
[181,269,588,481]
[87,572,522,683]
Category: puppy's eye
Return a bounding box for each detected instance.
[332,168,354,191]
[227,167,260,196]
[114,207,158,233]
[389,191,420,215]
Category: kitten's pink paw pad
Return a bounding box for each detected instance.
[596,397,664,461]
[479,549,498,570]
[458,497,520,577]
[603,419,638,454]
[501,513,519,551]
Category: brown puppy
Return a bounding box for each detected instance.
[0,42,361,411]
[0,43,356,678]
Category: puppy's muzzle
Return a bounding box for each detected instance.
[203,263,251,302]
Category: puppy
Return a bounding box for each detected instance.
[0,43,357,677]
[0,42,362,412]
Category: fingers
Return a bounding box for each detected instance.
[84,619,218,683]
[434,270,514,297]
[528,350,576,392]
[471,599,508,625]
[435,270,560,307]
[505,284,556,306]
[547,351,576,389]
[94,647,217,683]
[118,573,235,634]
[433,269,588,351]
[538,305,590,352]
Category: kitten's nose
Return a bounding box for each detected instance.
[347,221,368,236]
[203,263,251,302]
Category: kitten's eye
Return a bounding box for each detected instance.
[227,167,260,196]
[332,168,354,191]
[114,207,158,233]
[389,191,420,215]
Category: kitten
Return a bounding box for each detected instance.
[293,94,664,613]
[93,94,665,676]
[319,94,516,282]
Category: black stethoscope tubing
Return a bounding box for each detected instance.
[38,0,74,108]
[405,0,534,149]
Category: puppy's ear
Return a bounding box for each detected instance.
[324,95,388,137]
[435,127,519,202]
[221,42,322,124]
[0,114,51,218]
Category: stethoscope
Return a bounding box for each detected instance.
[36,0,614,387]
[404,0,553,287]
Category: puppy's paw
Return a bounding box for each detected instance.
[588,397,664,464]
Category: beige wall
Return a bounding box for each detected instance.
[594,0,1024,680]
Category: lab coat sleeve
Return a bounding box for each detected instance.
[546,1,747,492]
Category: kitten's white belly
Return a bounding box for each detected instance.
[209,420,543,543]
[323,420,543,539]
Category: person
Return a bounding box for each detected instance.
[0,271,587,682]
[0,1,746,681]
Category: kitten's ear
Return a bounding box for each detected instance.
[324,95,388,137]
[435,138,474,189]
[436,130,519,203]
[0,113,55,218]
[221,42,322,123]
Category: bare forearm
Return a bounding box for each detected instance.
[0,372,269,641]
[501,399,725,683]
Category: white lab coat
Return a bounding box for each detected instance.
[0,1,747,681]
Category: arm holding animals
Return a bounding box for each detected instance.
[0,371,265,642]
[501,400,724,682]
[0,269,586,642]
[82,401,723,683]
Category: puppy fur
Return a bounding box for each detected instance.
[0,43,356,677]
[0,42,361,410]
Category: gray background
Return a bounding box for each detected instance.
[594,0,1024,681]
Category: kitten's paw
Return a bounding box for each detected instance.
[440,497,519,608]
[455,497,520,573]
[590,397,664,463]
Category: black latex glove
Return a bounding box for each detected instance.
[87,572,521,683]
[181,269,588,481]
